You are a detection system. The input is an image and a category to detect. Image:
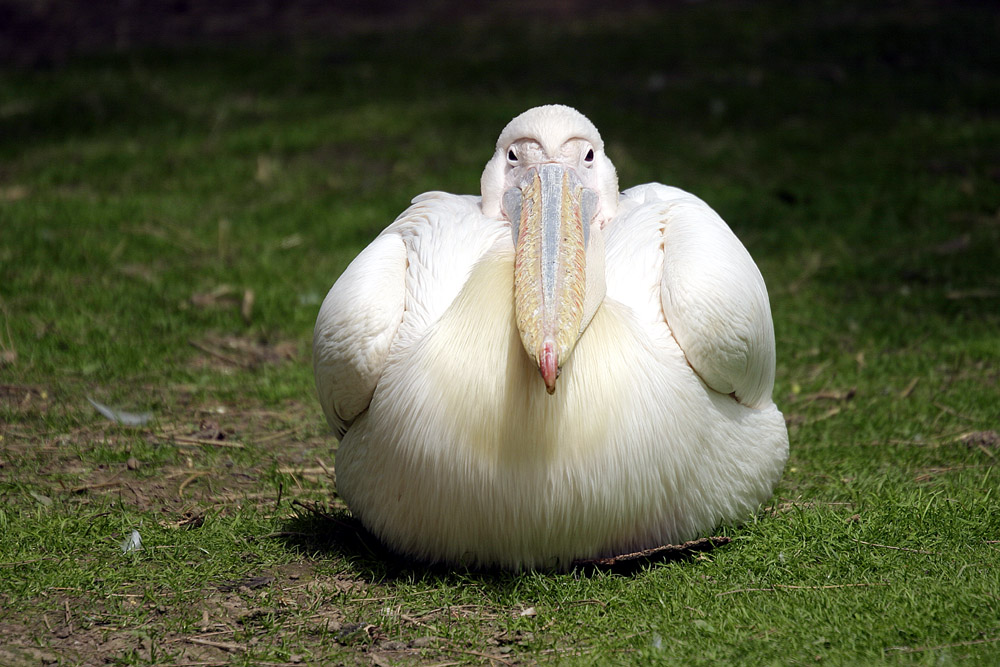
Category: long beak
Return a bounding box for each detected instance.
[506,164,596,394]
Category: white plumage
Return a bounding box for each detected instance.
[314,105,788,570]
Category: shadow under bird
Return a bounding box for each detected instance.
[313,105,788,570]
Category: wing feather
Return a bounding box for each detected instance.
[313,233,406,437]
[620,183,776,408]
[313,192,507,437]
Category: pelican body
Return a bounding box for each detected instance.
[314,105,788,570]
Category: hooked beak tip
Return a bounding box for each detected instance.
[539,340,559,394]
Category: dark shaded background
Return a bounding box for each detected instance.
[4,0,665,66]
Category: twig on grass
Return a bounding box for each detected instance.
[572,536,729,569]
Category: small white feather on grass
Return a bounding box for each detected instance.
[87,397,152,426]
[121,529,143,554]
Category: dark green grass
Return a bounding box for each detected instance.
[2,1,999,664]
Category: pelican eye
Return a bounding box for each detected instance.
[507,149,518,164]
[584,148,595,164]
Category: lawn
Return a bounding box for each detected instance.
[1,1,999,664]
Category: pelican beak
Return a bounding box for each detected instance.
[503,164,598,394]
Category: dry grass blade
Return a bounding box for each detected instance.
[794,387,856,404]
[178,472,210,499]
[70,479,122,493]
[717,583,887,597]
[253,427,301,444]
[276,466,330,476]
[888,636,1000,653]
[800,406,842,425]
[850,539,939,555]
[161,434,245,449]
[0,556,65,567]
[241,289,255,324]
[946,288,999,299]
[439,645,515,666]
[188,339,244,367]
[217,576,274,592]
[185,637,246,652]
[932,402,984,423]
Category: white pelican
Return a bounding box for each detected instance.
[314,105,788,570]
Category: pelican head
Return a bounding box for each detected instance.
[481,105,619,394]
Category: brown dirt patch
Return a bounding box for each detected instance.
[188,333,300,371]
[0,388,408,665]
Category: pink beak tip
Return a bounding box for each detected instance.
[539,340,559,394]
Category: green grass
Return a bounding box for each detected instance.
[2,1,999,664]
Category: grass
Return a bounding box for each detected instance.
[1,1,999,664]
